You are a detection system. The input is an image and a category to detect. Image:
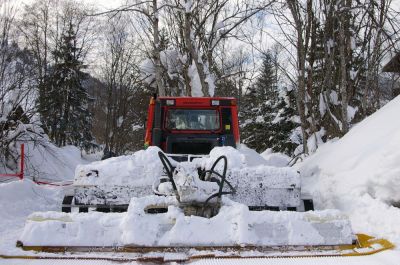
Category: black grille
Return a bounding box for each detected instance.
[171,142,213,154]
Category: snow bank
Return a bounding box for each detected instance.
[0,180,62,225]
[25,143,88,182]
[0,180,63,254]
[19,196,353,247]
[0,140,89,182]
[297,95,400,246]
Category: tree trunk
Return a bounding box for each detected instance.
[287,0,309,154]
[152,0,165,96]
[338,1,350,134]
[184,3,209,97]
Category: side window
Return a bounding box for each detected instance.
[221,108,232,134]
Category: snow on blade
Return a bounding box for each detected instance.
[74,145,287,188]
[19,196,353,247]
[74,146,164,186]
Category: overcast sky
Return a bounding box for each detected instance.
[16,0,123,10]
[82,0,123,10]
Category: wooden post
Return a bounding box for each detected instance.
[19,144,24,180]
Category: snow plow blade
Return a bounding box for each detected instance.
[15,234,394,261]
[16,196,393,261]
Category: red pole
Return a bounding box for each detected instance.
[19,144,24,180]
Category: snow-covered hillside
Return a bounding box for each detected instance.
[297,95,400,246]
[1,141,90,183]
[23,143,89,182]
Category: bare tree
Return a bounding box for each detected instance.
[19,0,97,140]
[93,0,274,97]
[0,1,44,171]
[285,0,311,154]
[98,14,150,155]
[271,0,400,154]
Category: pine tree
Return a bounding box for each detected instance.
[254,52,278,104]
[267,89,298,154]
[240,51,298,155]
[241,51,278,152]
[240,90,269,152]
[43,22,93,150]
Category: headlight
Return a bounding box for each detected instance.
[166,99,175,106]
[211,100,220,106]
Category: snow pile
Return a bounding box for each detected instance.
[74,145,285,188]
[72,147,165,206]
[261,148,291,167]
[298,95,400,246]
[0,180,62,227]
[122,197,352,247]
[21,211,124,247]
[73,145,300,208]
[19,196,353,247]
[74,146,164,186]
[195,146,246,170]
[0,180,63,254]
[196,145,286,170]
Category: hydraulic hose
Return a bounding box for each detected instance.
[203,155,235,206]
[158,151,177,192]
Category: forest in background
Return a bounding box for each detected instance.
[0,0,399,172]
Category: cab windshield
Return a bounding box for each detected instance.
[165,109,220,131]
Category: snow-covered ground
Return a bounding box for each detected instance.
[0,141,95,255]
[0,142,87,257]
[0,180,63,256]
[2,97,400,264]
